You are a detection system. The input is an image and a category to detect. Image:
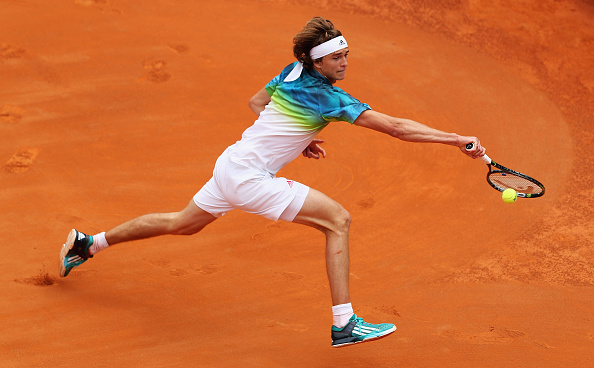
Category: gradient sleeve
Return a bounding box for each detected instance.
[320,87,372,124]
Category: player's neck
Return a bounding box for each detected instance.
[314,68,336,84]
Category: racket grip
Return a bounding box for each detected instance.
[465,143,491,164]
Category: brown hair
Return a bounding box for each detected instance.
[293,17,343,70]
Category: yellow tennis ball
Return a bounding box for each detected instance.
[502,188,517,204]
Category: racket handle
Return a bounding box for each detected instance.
[465,143,491,164]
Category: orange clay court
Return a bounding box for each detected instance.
[1,0,593,367]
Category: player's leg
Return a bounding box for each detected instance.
[291,188,351,306]
[105,199,217,246]
[60,170,233,277]
[60,200,217,277]
[290,188,396,347]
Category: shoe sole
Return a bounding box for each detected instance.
[332,325,397,348]
[59,229,77,277]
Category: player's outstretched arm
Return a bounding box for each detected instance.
[353,110,485,158]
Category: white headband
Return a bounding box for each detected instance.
[283,36,349,83]
[309,36,348,60]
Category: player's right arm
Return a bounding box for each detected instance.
[353,110,485,158]
[248,88,272,116]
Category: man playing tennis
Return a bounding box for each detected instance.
[59,17,486,347]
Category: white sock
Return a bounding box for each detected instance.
[89,232,109,255]
[332,302,354,328]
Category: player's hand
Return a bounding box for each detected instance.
[459,137,486,159]
[302,139,326,159]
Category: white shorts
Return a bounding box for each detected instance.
[193,151,310,222]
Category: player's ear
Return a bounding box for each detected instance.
[313,58,323,70]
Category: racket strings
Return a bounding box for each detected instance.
[488,172,543,194]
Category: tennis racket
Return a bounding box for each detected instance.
[466,143,545,198]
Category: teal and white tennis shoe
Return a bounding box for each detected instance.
[331,314,396,347]
[59,229,93,277]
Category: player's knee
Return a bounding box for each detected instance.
[331,207,351,236]
[172,225,199,236]
[170,208,215,236]
[166,212,197,236]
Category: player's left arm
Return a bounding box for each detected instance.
[353,110,485,158]
[249,88,272,116]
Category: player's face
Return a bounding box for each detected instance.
[314,48,349,84]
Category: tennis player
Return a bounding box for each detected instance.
[59,17,485,347]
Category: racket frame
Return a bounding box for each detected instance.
[478,154,545,198]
